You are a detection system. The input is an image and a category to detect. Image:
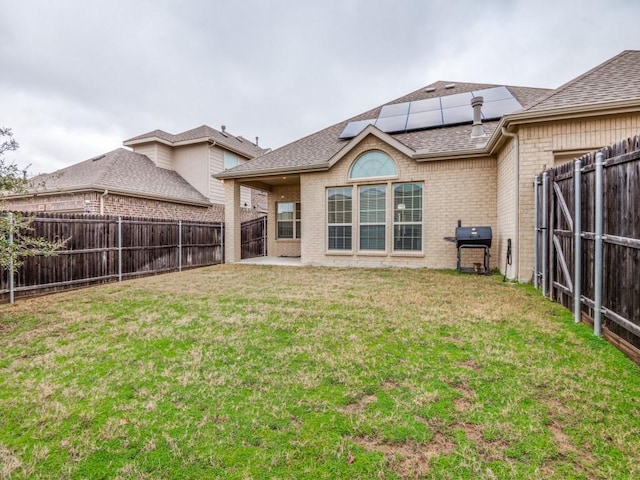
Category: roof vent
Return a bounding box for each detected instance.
[237,135,244,143]
[91,154,106,162]
[425,86,436,92]
[470,96,486,138]
[255,136,259,146]
[444,83,456,89]
[221,125,228,137]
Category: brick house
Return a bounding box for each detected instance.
[217,50,640,281]
[3,125,268,222]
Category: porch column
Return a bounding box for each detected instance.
[224,179,242,263]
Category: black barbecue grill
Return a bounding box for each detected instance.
[444,223,492,274]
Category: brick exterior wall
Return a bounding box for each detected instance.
[516,113,640,282]
[1,190,260,223]
[296,135,496,268]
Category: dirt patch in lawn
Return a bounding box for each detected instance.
[349,433,455,479]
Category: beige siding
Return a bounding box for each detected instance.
[300,135,496,268]
[174,144,209,199]
[516,113,640,281]
[209,147,225,204]
[131,142,173,170]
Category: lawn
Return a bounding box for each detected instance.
[0,265,639,479]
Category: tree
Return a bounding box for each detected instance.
[1,128,66,271]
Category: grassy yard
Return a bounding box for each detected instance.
[0,265,639,479]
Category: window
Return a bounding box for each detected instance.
[393,183,422,251]
[327,187,352,250]
[277,202,301,239]
[359,185,386,250]
[349,150,397,179]
[224,152,239,169]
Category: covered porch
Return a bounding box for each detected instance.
[223,174,302,263]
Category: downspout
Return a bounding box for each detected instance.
[501,127,519,280]
[100,189,108,215]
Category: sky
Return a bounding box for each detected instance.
[1,0,639,175]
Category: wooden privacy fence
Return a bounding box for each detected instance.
[0,213,224,303]
[241,216,267,259]
[534,135,640,361]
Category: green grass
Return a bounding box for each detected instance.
[1,265,639,479]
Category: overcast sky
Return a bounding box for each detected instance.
[1,0,639,175]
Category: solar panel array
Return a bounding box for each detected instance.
[338,86,522,139]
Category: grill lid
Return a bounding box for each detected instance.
[455,226,492,248]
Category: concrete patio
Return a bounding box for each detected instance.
[239,256,303,266]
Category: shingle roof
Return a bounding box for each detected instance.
[124,125,268,159]
[220,81,551,177]
[523,50,640,112]
[24,148,211,205]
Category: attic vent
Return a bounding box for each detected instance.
[445,83,456,89]
[91,155,106,162]
[425,87,436,92]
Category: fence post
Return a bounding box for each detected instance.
[541,171,549,296]
[118,216,123,282]
[221,223,225,264]
[178,220,182,272]
[594,152,604,336]
[262,216,267,257]
[574,159,582,323]
[534,174,539,289]
[8,212,15,304]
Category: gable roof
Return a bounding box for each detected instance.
[523,50,640,112]
[16,148,211,206]
[124,124,268,159]
[217,81,551,179]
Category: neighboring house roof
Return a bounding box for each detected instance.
[217,81,551,178]
[14,148,211,206]
[523,50,640,112]
[124,124,268,159]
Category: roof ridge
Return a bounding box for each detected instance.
[522,50,633,112]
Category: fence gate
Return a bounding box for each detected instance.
[534,134,640,363]
[241,216,267,259]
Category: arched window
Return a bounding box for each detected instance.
[349,150,397,179]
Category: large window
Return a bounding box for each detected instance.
[349,150,397,179]
[327,187,352,250]
[393,183,422,251]
[277,202,301,239]
[359,185,386,250]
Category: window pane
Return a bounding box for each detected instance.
[393,183,422,251]
[394,225,422,251]
[360,225,385,250]
[224,152,239,169]
[296,220,301,239]
[359,186,386,223]
[278,222,293,239]
[328,225,352,250]
[350,151,397,179]
[277,202,294,221]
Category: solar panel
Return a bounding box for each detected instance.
[440,91,473,108]
[481,97,523,120]
[472,86,512,102]
[408,97,441,113]
[406,109,443,131]
[338,119,375,139]
[442,105,474,125]
[338,86,523,139]
[379,102,410,118]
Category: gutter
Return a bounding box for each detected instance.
[501,126,519,281]
[214,162,329,180]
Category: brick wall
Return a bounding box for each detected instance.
[516,113,640,281]
[299,134,497,268]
